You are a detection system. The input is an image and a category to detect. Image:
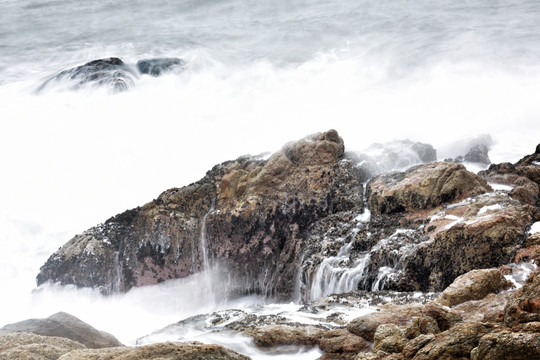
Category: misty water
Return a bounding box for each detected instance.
[1,0,540,358]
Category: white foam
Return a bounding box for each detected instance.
[529,222,540,234]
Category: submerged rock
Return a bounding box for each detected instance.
[0,312,121,349]
[37,57,137,93]
[136,58,185,76]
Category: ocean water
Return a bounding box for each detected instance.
[1,0,540,357]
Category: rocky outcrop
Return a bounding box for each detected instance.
[0,312,121,349]
[504,269,540,326]
[435,268,513,307]
[367,162,491,215]
[471,330,540,360]
[37,130,365,298]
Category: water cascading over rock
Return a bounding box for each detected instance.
[36,131,540,302]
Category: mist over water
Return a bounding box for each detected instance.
[1,0,540,355]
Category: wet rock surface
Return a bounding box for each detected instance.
[37,57,186,93]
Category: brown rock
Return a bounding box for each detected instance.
[373,324,407,353]
[319,329,370,354]
[347,309,418,342]
[412,322,490,360]
[368,162,491,215]
[421,302,462,332]
[0,332,86,360]
[37,130,365,299]
[402,334,435,359]
[504,270,540,326]
[453,292,512,323]
[436,269,513,307]
[245,324,325,346]
[404,317,440,339]
[56,341,251,360]
[470,330,540,360]
[0,312,121,349]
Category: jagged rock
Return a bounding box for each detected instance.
[367,162,491,215]
[0,332,86,360]
[400,194,536,291]
[37,130,365,298]
[403,317,440,339]
[136,58,185,76]
[504,270,540,326]
[56,341,251,360]
[401,334,435,359]
[420,302,462,332]
[435,269,513,307]
[453,292,512,323]
[37,57,137,93]
[411,322,491,360]
[464,144,491,165]
[0,312,121,349]
[373,324,407,353]
[470,330,540,360]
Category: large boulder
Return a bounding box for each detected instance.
[37,130,365,298]
[436,268,513,307]
[367,162,491,215]
[0,312,121,349]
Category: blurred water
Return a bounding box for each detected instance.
[1,1,540,357]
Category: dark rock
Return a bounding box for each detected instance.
[37,57,137,93]
[0,312,121,349]
[464,144,491,165]
[136,58,185,76]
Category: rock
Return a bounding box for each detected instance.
[56,341,251,360]
[436,269,513,307]
[403,317,440,339]
[347,306,422,342]
[412,322,490,360]
[421,302,462,332]
[136,58,185,76]
[37,58,136,93]
[373,324,407,353]
[464,144,491,165]
[0,332,86,360]
[400,194,536,291]
[245,324,324,346]
[470,330,540,360]
[0,312,121,349]
[453,292,512,323]
[401,334,435,359]
[319,329,370,354]
[504,270,540,326]
[37,130,365,298]
[367,162,491,215]
[350,140,436,178]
